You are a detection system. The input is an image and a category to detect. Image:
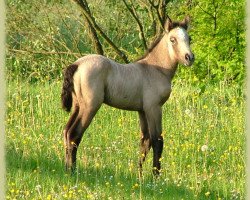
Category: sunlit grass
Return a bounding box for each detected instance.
[6,79,245,199]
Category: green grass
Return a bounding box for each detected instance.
[6,79,245,199]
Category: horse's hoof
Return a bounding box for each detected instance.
[152,168,160,177]
[65,163,76,174]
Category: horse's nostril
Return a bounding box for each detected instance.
[185,54,190,61]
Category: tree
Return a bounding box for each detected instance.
[6,0,245,84]
[71,0,172,63]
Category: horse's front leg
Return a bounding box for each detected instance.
[145,106,163,176]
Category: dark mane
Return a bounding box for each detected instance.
[135,34,164,62]
[171,20,188,30]
[135,20,187,62]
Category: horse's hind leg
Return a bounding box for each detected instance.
[65,105,101,172]
[138,111,151,176]
[64,109,81,172]
[63,105,79,149]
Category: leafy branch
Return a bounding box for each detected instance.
[72,0,129,63]
[122,0,148,49]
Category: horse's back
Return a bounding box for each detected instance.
[73,54,144,111]
[74,54,110,75]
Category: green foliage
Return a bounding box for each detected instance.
[6,0,246,84]
[168,0,246,84]
[6,1,84,82]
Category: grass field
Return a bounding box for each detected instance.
[6,79,245,199]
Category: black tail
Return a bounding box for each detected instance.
[61,64,78,112]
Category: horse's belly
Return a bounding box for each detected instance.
[104,91,142,111]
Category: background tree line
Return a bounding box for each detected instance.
[6,0,245,84]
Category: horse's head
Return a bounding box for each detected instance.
[165,16,195,66]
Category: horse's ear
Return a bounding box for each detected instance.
[181,16,190,30]
[164,17,173,33]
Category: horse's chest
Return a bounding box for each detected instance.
[158,84,172,104]
[145,81,171,106]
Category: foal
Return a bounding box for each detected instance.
[61,16,194,175]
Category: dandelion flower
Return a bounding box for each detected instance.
[185,109,191,115]
[201,145,208,152]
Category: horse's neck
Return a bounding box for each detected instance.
[137,36,178,80]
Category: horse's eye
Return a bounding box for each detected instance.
[170,37,176,44]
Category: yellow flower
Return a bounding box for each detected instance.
[95,163,100,168]
[63,185,68,191]
[133,183,139,189]
[205,191,210,196]
[193,76,198,82]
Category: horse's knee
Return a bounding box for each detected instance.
[158,136,163,152]
[152,135,163,149]
[152,135,164,169]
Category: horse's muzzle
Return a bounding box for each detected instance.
[184,53,195,66]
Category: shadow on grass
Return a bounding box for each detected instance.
[6,147,227,199]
